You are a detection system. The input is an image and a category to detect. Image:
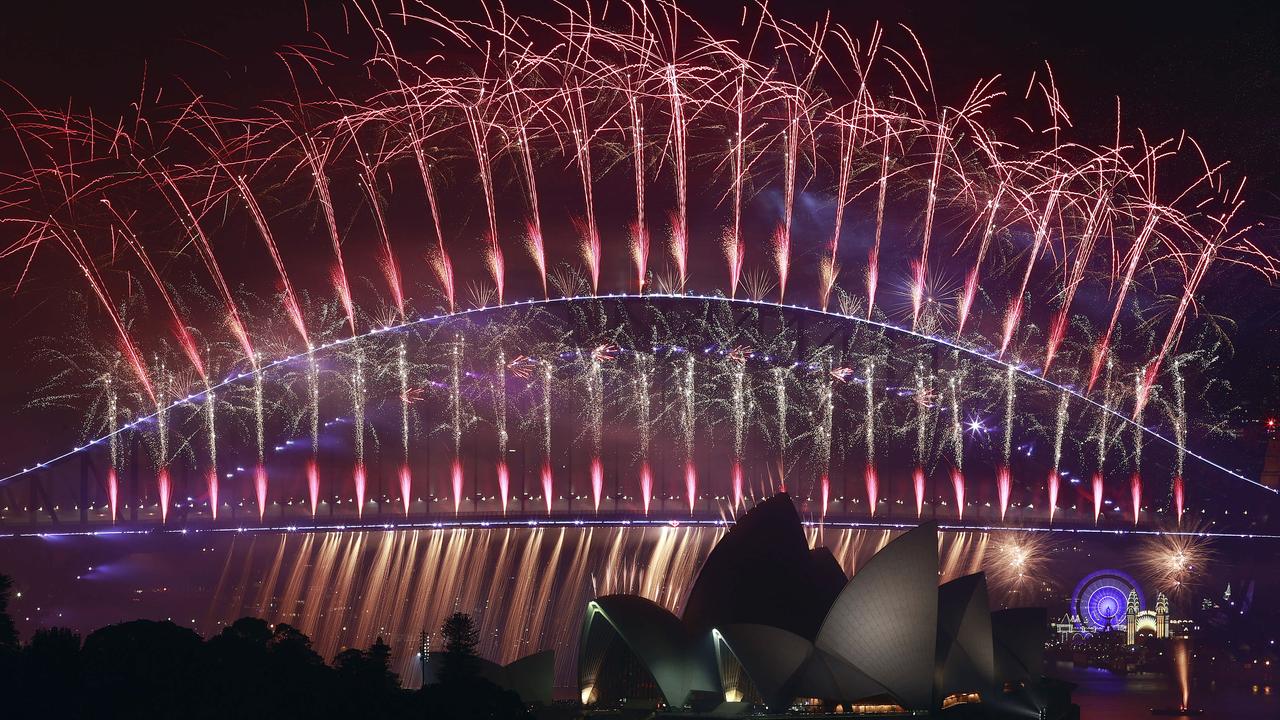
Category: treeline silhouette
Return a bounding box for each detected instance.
[0,574,529,720]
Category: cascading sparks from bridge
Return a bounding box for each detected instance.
[1131,369,1145,526]
[1172,361,1189,525]
[352,346,367,517]
[681,354,697,514]
[948,375,966,520]
[494,349,508,514]
[998,365,1016,521]
[637,355,653,515]
[253,356,267,521]
[1050,390,1069,524]
[400,343,413,516]
[864,359,878,517]
[1093,359,1115,524]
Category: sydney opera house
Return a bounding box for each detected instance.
[577,495,1075,717]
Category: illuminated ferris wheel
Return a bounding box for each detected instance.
[1071,569,1145,634]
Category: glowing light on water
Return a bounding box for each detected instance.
[1173,639,1191,710]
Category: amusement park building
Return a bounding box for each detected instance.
[577,494,1058,714]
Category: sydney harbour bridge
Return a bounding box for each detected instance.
[4,295,1275,541]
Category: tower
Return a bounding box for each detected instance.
[419,629,431,688]
[1155,592,1170,638]
[1125,590,1140,645]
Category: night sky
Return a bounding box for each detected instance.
[1,1,1277,469]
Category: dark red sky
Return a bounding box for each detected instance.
[0,0,1277,469]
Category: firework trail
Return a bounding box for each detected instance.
[1087,187,1162,392]
[358,163,405,320]
[296,132,355,334]
[1000,177,1064,356]
[957,180,1005,336]
[1043,167,1112,372]
[204,385,218,520]
[48,227,156,403]
[1135,200,1250,420]
[104,201,206,382]
[506,84,547,298]
[626,90,649,293]
[868,122,890,319]
[822,112,855,312]
[913,113,948,328]
[1049,390,1069,523]
[412,150,455,312]
[461,101,503,305]
[665,62,690,292]
[722,73,750,299]
[146,166,255,365]
[568,89,602,295]
[948,375,965,519]
[231,177,310,346]
[772,103,800,302]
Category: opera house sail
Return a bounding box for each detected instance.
[577,493,1072,716]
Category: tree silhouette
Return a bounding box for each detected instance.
[439,612,481,685]
[0,574,18,654]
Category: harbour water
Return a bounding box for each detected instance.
[1051,662,1277,719]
